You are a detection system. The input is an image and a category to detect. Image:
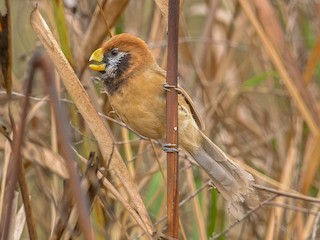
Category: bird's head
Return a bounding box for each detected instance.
[89,33,157,83]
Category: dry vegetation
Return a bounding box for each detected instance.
[1,0,320,239]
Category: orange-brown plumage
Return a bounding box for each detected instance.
[89,33,258,218]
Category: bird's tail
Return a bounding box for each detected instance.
[190,131,258,218]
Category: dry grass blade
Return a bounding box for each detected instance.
[303,186,320,238]
[29,7,154,237]
[17,161,37,240]
[300,135,320,193]
[245,2,320,207]
[238,0,319,135]
[303,37,320,84]
[253,0,318,123]
[155,0,168,25]
[22,142,69,179]
[266,119,301,239]
[50,0,74,66]
[121,128,135,177]
[8,192,20,240]
[185,168,207,239]
[0,138,11,221]
[253,185,320,204]
[14,203,26,240]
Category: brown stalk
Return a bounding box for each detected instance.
[29,7,154,237]
[253,184,320,204]
[17,163,37,240]
[1,47,35,240]
[36,51,94,239]
[166,0,180,238]
[1,0,12,95]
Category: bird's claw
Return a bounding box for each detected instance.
[162,143,180,153]
[162,83,182,93]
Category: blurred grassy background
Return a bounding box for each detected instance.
[1,0,320,239]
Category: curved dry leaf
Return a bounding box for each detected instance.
[22,142,69,179]
[13,202,26,240]
[0,137,11,218]
[155,0,168,24]
[8,191,19,240]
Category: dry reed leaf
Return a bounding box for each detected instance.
[238,0,319,135]
[121,128,135,178]
[194,1,218,68]
[266,121,300,239]
[303,38,320,84]
[253,0,318,122]
[301,138,320,238]
[155,0,168,24]
[252,2,320,196]
[300,135,320,193]
[13,204,26,240]
[30,7,154,237]
[25,95,48,123]
[0,138,11,219]
[185,167,207,239]
[22,142,69,179]
[303,191,320,238]
[8,191,19,240]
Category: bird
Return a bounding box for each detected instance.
[89,33,258,217]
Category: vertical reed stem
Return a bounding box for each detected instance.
[166,0,180,238]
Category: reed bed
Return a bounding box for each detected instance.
[1,0,320,239]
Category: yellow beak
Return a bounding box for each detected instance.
[89,48,107,71]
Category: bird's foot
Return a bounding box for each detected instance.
[162,83,182,93]
[162,143,180,153]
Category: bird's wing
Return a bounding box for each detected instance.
[155,67,205,131]
[177,85,205,131]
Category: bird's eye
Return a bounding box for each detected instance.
[110,48,119,56]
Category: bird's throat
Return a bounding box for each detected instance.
[103,77,127,96]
